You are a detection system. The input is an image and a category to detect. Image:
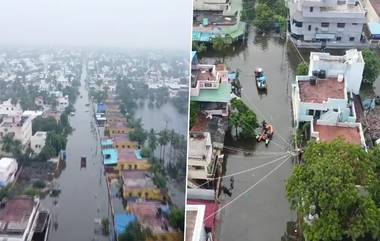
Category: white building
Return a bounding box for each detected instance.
[0,116,32,146]
[30,131,47,154]
[187,132,215,180]
[292,50,366,146]
[186,205,209,241]
[308,49,364,94]
[56,95,69,112]
[288,0,366,48]
[0,157,18,187]
[0,99,23,116]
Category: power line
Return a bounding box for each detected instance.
[192,153,290,189]
[203,155,291,221]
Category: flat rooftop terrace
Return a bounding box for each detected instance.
[299,78,345,103]
[314,124,361,145]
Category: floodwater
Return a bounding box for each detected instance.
[42,62,110,241]
[135,100,187,209]
[204,29,300,241]
[135,100,188,135]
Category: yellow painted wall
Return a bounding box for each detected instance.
[108,127,131,137]
[123,188,161,200]
[117,161,151,171]
[113,139,138,149]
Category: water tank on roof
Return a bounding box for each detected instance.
[318,70,326,79]
[310,76,317,85]
[312,70,319,77]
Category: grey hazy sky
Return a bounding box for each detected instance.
[0,0,192,50]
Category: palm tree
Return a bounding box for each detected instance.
[148,129,157,155]
[1,134,14,153]
[158,130,169,163]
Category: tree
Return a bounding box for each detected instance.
[296,62,309,75]
[229,98,259,139]
[169,208,185,231]
[128,127,147,146]
[212,35,233,62]
[118,221,152,241]
[189,101,200,130]
[286,140,380,241]
[158,130,170,162]
[362,49,380,85]
[192,42,207,54]
[253,4,275,32]
[148,129,157,154]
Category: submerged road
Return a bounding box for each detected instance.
[43,61,110,241]
[205,30,299,241]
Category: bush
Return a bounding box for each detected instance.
[296,62,309,75]
[33,180,46,189]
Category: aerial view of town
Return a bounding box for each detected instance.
[0,1,191,241]
[186,0,380,241]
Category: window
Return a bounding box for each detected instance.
[336,36,341,41]
[134,165,137,169]
[337,23,345,28]
[333,109,338,112]
[308,25,311,31]
[352,23,358,25]
[128,164,132,169]
[349,37,355,41]
[321,22,329,27]
[204,82,212,87]
[308,109,314,116]
[310,6,313,12]
[122,145,125,148]
[292,19,303,27]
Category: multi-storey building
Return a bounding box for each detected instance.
[289,0,366,48]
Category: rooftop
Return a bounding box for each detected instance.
[369,0,380,17]
[187,199,218,231]
[191,82,231,103]
[108,121,129,129]
[298,78,345,103]
[112,134,131,143]
[128,202,175,234]
[118,149,145,162]
[0,197,35,235]
[314,124,361,145]
[102,149,118,165]
[114,213,136,236]
[0,157,17,170]
[186,205,206,241]
[101,139,113,147]
[121,170,156,189]
[188,132,212,160]
[191,113,228,147]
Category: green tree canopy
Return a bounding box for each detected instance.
[362,49,380,85]
[296,62,309,75]
[118,221,152,241]
[189,101,200,130]
[253,4,275,32]
[286,140,380,241]
[229,98,259,139]
[212,35,233,61]
[128,127,147,145]
[169,208,185,231]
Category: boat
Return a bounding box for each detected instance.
[256,121,274,146]
[80,156,87,168]
[254,67,267,90]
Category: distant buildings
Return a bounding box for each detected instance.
[0,157,18,187]
[0,115,32,146]
[288,0,367,48]
[121,170,161,200]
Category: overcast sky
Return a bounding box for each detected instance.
[0,0,192,51]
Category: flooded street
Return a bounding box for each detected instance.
[42,61,109,241]
[208,29,299,241]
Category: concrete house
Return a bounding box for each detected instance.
[30,131,47,154]
[289,0,366,48]
[0,157,18,187]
